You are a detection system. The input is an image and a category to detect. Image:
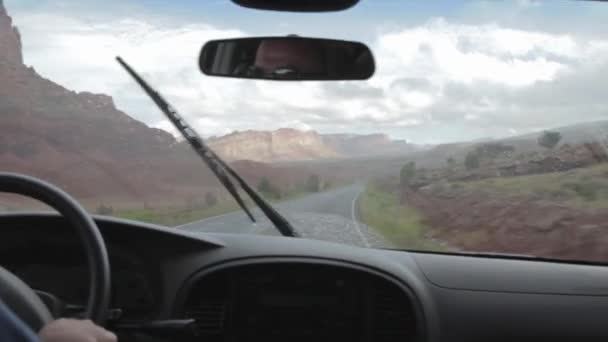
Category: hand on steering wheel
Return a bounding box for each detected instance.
[39,318,116,342]
[0,173,111,332]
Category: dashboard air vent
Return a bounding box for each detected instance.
[372,285,416,341]
[186,303,227,334]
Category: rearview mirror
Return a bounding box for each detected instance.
[231,0,359,12]
[199,37,375,81]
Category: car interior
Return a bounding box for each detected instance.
[2,0,608,341]
[3,208,608,342]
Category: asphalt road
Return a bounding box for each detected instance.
[179,184,386,248]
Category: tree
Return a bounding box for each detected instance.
[257,177,273,194]
[400,161,416,186]
[185,195,198,210]
[465,151,480,170]
[95,204,113,216]
[538,131,562,149]
[306,174,321,192]
[257,177,281,199]
[205,192,217,207]
[446,157,456,176]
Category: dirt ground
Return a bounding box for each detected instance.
[405,189,608,262]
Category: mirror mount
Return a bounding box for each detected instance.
[199,36,375,81]
[231,0,359,12]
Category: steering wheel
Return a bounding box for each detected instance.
[0,173,110,332]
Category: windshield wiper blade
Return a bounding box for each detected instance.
[116,56,299,237]
[115,57,254,223]
[204,148,300,237]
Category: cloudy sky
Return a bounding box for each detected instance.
[5,0,608,144]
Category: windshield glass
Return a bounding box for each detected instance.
[3,0,608,262]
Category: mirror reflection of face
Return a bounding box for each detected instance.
[254,39,325,74]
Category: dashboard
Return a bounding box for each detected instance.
[8,260,157,320]
[0,215,162,321]
[2,213,608,342]
[177,262,420,342]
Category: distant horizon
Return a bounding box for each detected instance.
[174,117,608,146]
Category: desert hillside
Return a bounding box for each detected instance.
[0,2,410,213]
[208,128,418,162]
[359,131,608,262]
[0,3,326,209]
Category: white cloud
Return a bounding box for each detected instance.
[395,119,422,127]
[8,7,608,144]
[516,0,541,9]
[376,18,574,87]
[401,91,434,108]
[15,12,243,91]
[278,120,312,131]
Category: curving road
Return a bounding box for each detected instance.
[178,184,386,248]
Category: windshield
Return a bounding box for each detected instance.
[2,0,608,262]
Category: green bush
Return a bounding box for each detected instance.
[95,204,114,215]
[257,177,272,193]
[465,151,480,170]
[257,177,282,199]
[538,130,562,149]
[306,174,321,192]
[205,192,218,207]
[450,183,463,190]
[400,161,416,186]
[562,182,598,201]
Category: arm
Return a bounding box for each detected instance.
[0,300,38,342]
[0,300,115,342]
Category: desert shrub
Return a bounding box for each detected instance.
[205,192,218,207]
[538,131,562,149]
[562,182,598,201]
[465,151,480,170]
[306,174,321,192]
[95,204,114,215]
[450,183,463,190]
[257,177,272,194]
[257,177,282,199]
[400,161,416,186]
